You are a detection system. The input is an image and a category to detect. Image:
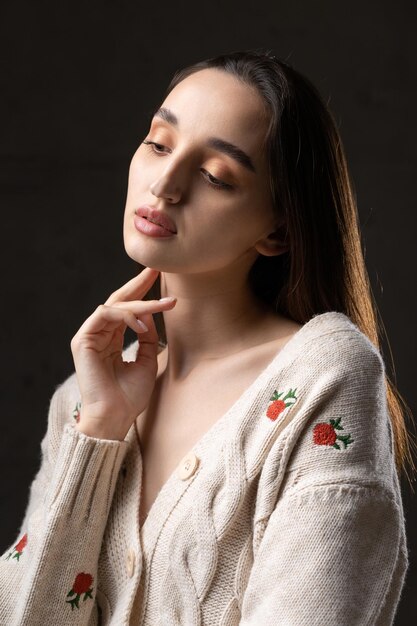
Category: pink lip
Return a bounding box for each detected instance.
[135,205,177,234]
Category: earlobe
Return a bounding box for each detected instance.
[255,225,289,257]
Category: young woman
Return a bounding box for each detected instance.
[1,50,413,625]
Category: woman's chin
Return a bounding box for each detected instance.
[123,241,175,273]
[124,245,155,268]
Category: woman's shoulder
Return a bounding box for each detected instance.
[263,312,394,495]
[269,310,385,379]
[297,310,379,346]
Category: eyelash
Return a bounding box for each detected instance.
[142,140,233,191]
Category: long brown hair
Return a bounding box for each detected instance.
[149,48,416,488]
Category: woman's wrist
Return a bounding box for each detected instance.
[74,417,131,441]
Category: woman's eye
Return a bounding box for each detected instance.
[143,139,166,153]
[200,169,233,191]
[142,139,233,192]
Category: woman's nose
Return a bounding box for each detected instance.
[150,167,183,204]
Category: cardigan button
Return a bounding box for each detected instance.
[126,548,136,578]
[177,452,200,480]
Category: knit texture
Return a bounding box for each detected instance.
[0,311,409,625]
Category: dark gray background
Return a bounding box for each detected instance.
[1,0,415,622]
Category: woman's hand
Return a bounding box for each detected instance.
[70,267,176,440]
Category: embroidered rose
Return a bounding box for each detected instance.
[66,572,94,610]
[266,388,297,421]
[313,422,336,445]
[5,533,27,561]
[313,417,354,449]
[72,401,81,423]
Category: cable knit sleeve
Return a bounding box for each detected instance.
[0,374,129,626]
[239,330,410,626]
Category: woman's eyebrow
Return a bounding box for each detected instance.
[151,106,257,174]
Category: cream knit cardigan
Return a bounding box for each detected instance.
[0,312,409,625]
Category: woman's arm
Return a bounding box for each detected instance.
[239,481,407,625]
[0,380,129,626]
[0,267,176,625]
[239,332,409,626]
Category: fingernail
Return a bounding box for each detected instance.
[136,319,148,331]
[159,296,177,303]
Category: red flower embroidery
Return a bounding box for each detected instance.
[5,533,27,561]
[267,399,286,420]
[313,423,336,445]
[313,417,354,449]
[266,388,297,421]
[72,402,81,423]
[66,572,94,610]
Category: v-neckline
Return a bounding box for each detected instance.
[133,311,349,539]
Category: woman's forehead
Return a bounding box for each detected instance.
[157,69,269,152]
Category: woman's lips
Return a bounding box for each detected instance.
[133,215,176,238]
[135,205,177,234]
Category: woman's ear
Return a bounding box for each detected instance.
[255,221,289,257]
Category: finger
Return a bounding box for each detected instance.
[73,304,150,340]
[134,311,158,342]
[105,267,160,306]
[134,312,160,361]
[74,296,176,342]
[110,297,177,315]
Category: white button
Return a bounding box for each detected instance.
[126,548,136,578]
[177,452,200,480]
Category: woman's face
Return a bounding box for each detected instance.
[123,68,282,275]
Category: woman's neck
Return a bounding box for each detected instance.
[159,267,286,381]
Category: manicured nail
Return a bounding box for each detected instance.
[159,296,177,303]
[136,319,148,331]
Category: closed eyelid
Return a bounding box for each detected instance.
[150,111,257,174]
[143,139,237,184]
[142,140,234,190]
